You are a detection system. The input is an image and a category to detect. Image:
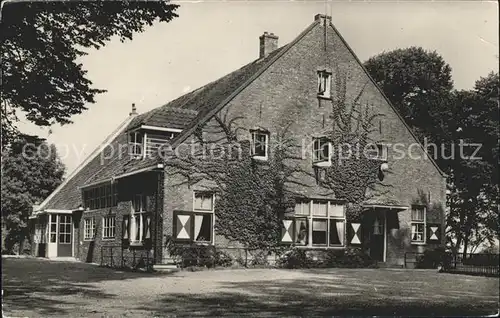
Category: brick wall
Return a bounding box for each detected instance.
[75,172,161,265]
[161,18,446,265]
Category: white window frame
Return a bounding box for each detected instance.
[84,217,95,241]
[366,143,388,161]
[250,129,270,161]
[193,191,215,244]
[410,205,426,244]
[317,70,332,98]
[312,137,332,166]
[130,194,147,245]
[129,131,144,158]
[49,214,57,243]
[292,199,346,248]
[102,216,116,240]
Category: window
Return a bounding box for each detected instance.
[102,216,116,239]
[411,206,426,243]
[285,199,345,247]
[317,70,332,98]
[84,218,95,241]
[173,191,215,243]
[312,137,331,164]
[58,215,72,244]
[250,129,269,159]
[366,144,387,161]
[50,214,57,243]
[83,184,118,210]
[129,131,144,157]
[130,194,149,244]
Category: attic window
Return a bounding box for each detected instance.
[129,132,143,158]
[317,70,332,98]
[250,129,269,160]
[312,137,331,166]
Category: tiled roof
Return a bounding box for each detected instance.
[43,118,134,210]
[40,46,289,210]
[128,107,198,130]
[85,46,289,181]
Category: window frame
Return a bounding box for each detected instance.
[193,191,215,244]
[250,129,270,161]
[312,136,332,166]
[410,205,426,244]
[288,199,346,248]
[129,131,144,158]
[49,214,57,243]
[102,215,116,240]
[84,217,96,241]
[83,184,118,211]
[130,194,148,245]
[317,70,332,99]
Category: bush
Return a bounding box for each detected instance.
[277,248,310,269]
[278,247,375,269]
[250,250,269,266]
[416,247,450,269]
[214,250,233,267]
[166,241,216,268]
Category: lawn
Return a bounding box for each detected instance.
[2,257,499,317]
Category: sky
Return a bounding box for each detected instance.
[18,0,499,176]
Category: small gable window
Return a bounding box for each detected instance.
[250,129,270,160]
[312,137,331,165]
[129,132,144,158]
[317,70,332,98]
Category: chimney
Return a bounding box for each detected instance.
[314,14,332,24]
[129,103,138,116]
[259,32,279,58]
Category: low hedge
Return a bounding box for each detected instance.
[277,247,377,269]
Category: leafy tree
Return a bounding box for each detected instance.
[1,1,179,148]
[365,48,498,257]
[364,47,453,142]
[1,135,65,253]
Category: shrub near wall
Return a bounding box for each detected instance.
[278,247,377,269]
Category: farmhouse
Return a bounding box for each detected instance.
[29,14,446,267]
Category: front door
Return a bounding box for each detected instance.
[367,211,385,261]
[57,214,73,257]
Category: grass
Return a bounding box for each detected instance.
[2,257,499,317]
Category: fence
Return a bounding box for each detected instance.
[404,252,499,277]
[159,245,280,269]
[100,244,280,271]
[100,244,155,271]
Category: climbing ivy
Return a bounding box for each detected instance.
[164,68,391,249]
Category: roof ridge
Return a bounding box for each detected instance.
[327,21,446,177]
[35,115,134,212]
[170,19,321,149]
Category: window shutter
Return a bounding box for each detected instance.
[347,222,362,245]
[281,218,295,244]
[173,211,193,241]
[427,223,441,242]
[122,215,131,247]
[143,213,152,248]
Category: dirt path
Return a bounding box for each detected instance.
[2,257,498,317]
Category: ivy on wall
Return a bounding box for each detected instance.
[164,65,391,248]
